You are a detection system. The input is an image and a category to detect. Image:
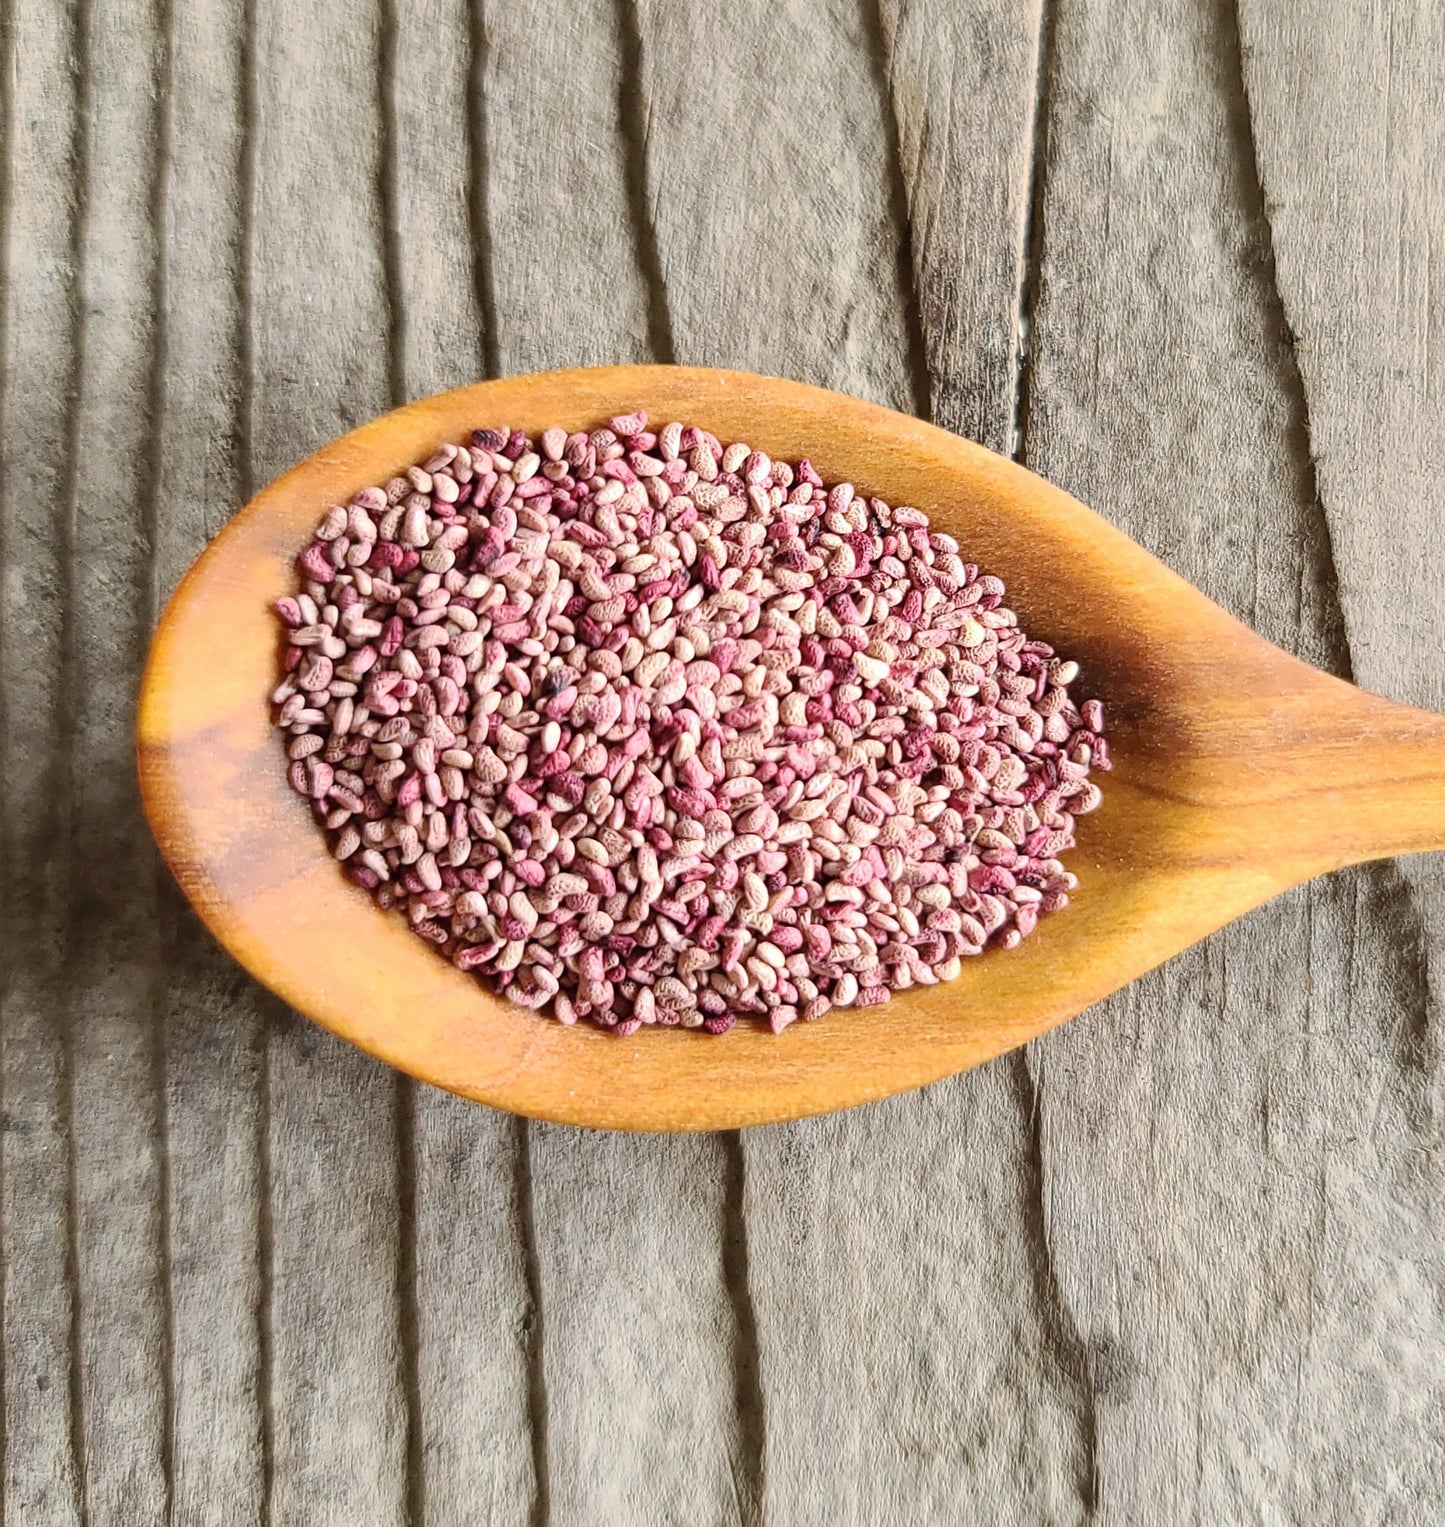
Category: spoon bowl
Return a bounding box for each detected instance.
[137,366,1445,1130]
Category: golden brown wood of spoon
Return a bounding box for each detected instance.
[136,366,1445,1130]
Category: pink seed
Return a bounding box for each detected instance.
[273,415,1107,1035]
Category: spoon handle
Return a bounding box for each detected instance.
[1290,686,1445,871]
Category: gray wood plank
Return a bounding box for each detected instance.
[881,0,1044,453]
[1237,0,1445,1513]
[61,0,172,1517]
[151,0,269,1518]
[385,3,534,1522]
[384,0,486,405]
[743,1091,1097,1525]
[1238,0,1445,714]
[409,1101,532,1527]
[1018,0,1445,1518]
[0,0,82,1519]
[482,3,750,1521]
[526,1127,749,1527]
[482,0,656,376]
[636,0,920,410]
[249,1,407,1519]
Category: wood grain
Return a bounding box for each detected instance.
[1018,0,1445,1516]
[153,0,270,1518]
[249,1,406,1520]
[58,0,171,1516]
[385,3,533,1522]
[1,1,83,1518]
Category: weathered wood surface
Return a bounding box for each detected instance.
[1,0,1441,1523]
[388,6,534,1524]
[1020,0,1445,1520]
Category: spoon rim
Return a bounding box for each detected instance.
[138,363,1275,1130]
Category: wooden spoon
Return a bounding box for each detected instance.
[137,366,1445,1131]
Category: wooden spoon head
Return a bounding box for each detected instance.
[137,366,1431,1129]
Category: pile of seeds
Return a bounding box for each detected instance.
[272,413,1109,1035]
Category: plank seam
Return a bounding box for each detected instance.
[377,24,425,1500]
[514,1118,549,1527]
[466,0,499,380]
[1224,0,1352,683]
[1010,0,1057,461]
[145,0,178,1510]
[0,0,14,1508]
[255,1006,277,1527]
[859,0,931,420]
[1012,1051,1097,1521]
[1007,25,1102,1503]
[612,0,674,366]
[237,0,257,507]
[395,1079,424,1527]
[468,11,544,1519]
[720,1133,764,1527]
[377,0,407,408]
[59,0,99,1508]
[236,2,274,1514]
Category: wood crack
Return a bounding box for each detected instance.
[395,1078,424,1527]
[468,6,544,1517]
[1223,0,1351,684]
[1006,14,1101,1505]
[377,0,406,407]
[720,1133,764,1527]
[0,0,14,1507]
[514,1117,550,1527]
[59,0,97,1509]
[1012,1050,1097,1521]
[376,22,425,1516]
[466,0,499,379]
[1361,861,1435,1101]
[1011,0,1057,461]
[236,3,273,1516]
[144,0,177,1512]
[859,0,931,420]
[612,0,674,366]
[254,1000,278,1527]
[237,0,257,505]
